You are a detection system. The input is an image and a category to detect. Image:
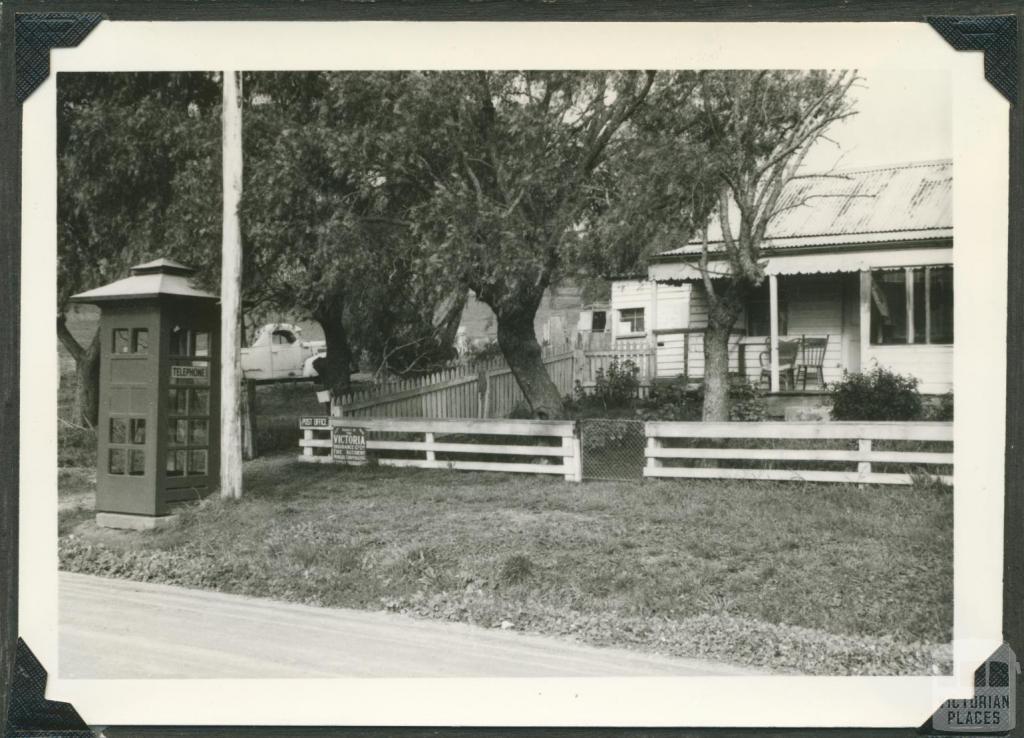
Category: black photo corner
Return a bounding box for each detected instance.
[1,2,1022,737]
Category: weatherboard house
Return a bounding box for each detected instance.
[597,159,953,396]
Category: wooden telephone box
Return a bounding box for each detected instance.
[71,258,219,528]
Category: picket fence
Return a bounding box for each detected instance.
[331,339,654,420]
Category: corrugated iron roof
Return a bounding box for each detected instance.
[660,159,952,257]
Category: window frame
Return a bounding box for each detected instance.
[869,265,953,347]
[165,378,212,479]
[107,414,147,476]
[618,307,646,336]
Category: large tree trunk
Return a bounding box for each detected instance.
[495,308,564,419]
[701,291,744,422]
[313,290,353,398]
[57,315,100,427]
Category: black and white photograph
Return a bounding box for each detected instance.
[9,17,1015,730]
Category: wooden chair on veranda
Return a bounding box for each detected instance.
[796,335,830,390]
[758,338,799,390]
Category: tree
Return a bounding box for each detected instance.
[240,72,465,396]
[693,70,857,420]
[58,73,221,426]
[588,70,857,420]
[58,72,463,415]
[399,71,656,418]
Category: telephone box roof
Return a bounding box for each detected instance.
[70,258,218,303]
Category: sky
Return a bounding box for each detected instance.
[801,69,952,173]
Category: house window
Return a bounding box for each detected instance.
[745,283,787,336]
[618,308,645,335]
[591,311,607,332]
[870,266,953,345]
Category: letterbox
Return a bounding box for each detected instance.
[71,258,220,528]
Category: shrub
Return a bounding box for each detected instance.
[910,470,953,495]
[499,553,534,586]
[573,359,640,410]
[926,391,954,421]
[58,423,97,468]
[635,376,766,422]
[726,378,768,422]
[829,367,923,421]
[636,381,702,421]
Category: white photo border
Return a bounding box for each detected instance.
[21,20,1009,727]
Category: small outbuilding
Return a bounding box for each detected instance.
[71,258,220,528]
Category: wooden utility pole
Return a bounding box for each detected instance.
[220,70,244,499]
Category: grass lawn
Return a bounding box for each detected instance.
[59,453,953,676]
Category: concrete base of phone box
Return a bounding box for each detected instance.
[96,512,181,530]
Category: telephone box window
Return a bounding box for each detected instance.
[189,419,209,445]
[170,326,189,356]
[190,389,210,414]
[169,388,188,415]
[167,450,187,476]
[194,331,210,357]
[109,448,126,475]
[169,419,188,445]
[129,450,146,476]
[188,450,208,476]
[110,417,128,444]
[132,328,149,353]
[113,329,130,354]
[130,418,146,444]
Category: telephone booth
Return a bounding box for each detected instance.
[71,258,220,528]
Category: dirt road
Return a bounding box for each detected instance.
[59,572,750,678]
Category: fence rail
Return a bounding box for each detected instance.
[300,417,953,487]
[299,416,582,481]
[643,421,953,486]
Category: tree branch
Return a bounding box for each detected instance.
[578,71,656,177]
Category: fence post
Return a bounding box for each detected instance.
[572,334,586,393]
[646,427,660,476]
[565,422,583,482]
[302,428,314,460]
[425,432,436,461]
[477,368,488,419]
[857,438,872,477]
[241,379,257,461]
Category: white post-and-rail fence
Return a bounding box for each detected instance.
[300,416,583,482]
[300,417,952,487]
[644,421,953,486]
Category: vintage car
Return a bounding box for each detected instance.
[240,323,326,381]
